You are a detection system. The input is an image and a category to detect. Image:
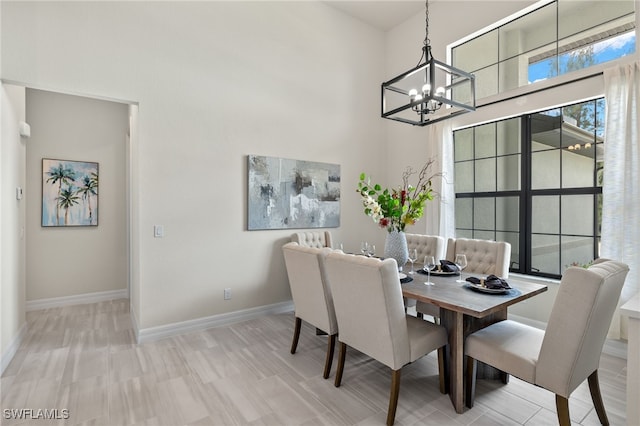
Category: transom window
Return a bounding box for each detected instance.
[452,0,636,99]
[453,99,604,278]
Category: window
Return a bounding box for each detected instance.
[452,0,636,99]
[454,99,604,278]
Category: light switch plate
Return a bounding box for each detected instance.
[154,225,164,238]
[16,187,23,200]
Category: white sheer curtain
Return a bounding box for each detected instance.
[424,122,455,240]
[602,61,640,339]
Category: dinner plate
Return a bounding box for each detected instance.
[465,282,511,294]
[418,268,460,277]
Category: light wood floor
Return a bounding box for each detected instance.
[1,299,628,425]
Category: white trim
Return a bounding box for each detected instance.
[136,301,295,344]
[26,289,128,312]
[448,0,553,49]
[131,306,140,343]
[1,322,27,375]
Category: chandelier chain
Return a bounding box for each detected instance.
[423,0,430,48]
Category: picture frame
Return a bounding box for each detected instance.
[42,158,99,227]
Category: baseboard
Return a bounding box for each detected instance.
[1,322,27,375]
[26,289,128,312]
[136,300,294,344]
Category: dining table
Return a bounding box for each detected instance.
[401,266,548,414]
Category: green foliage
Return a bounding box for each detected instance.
[356,160,439,232]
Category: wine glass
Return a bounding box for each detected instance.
[455,253,467,283]
[367,244,376,258]
[407,249,417,274]
[360,241,369,256]
[424,255,436,285]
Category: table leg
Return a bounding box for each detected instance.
[441,309,464,414]
[440,308,509,414]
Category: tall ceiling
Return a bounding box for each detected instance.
[323,1,425,31]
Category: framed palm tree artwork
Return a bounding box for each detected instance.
[42,158,99,227]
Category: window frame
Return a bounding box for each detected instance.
[453,99,604,279]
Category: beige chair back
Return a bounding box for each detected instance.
[406,234,446,262]
[536,260,629,397]
[291,231,333,249]
[446,237,511,278]
[325,252,411,370]
[282,242,337,335]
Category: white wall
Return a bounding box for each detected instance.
[25,89,129,301]
[1,83,27,372]
[1,1,387,330]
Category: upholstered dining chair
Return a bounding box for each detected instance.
[405,234,446,320]
[416,237,511,320]
[291,231,333,248]
[465,260,629,426]
[445,237,511,277]
[282,242,337,379]
[324,252,448,426]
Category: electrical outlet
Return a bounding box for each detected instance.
[224,288,232,300]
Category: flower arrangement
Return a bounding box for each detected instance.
[357,159,439,233]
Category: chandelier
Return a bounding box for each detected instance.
[381,0,476,126]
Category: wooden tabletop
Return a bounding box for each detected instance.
[401,271,547,318]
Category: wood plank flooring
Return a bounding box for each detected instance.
[0,299,628,425]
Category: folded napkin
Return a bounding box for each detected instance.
[466,275,511,289]
[436,260,460,273]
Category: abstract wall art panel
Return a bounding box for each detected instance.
[42,158,99,227]
[247,155,340,230]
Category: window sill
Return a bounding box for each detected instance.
[509,272,560,286]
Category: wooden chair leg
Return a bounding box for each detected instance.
[290,317,301,354]
[465,356,477,408]
[555,395,571,426]
[323,334,336,379]
[437,346,447,394]
[588,370,610,426]
[387,369,401,426]
[334,342,347,387]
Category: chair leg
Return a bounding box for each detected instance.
[290,317,301,354]
[334,342,347,387]
[465,356,477,408]
[417,312,424,319]
[323,334,336,379]
[555,395,571,426]
[588,370,610,426]
[437,346,447,394]
[387,369,401,426]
